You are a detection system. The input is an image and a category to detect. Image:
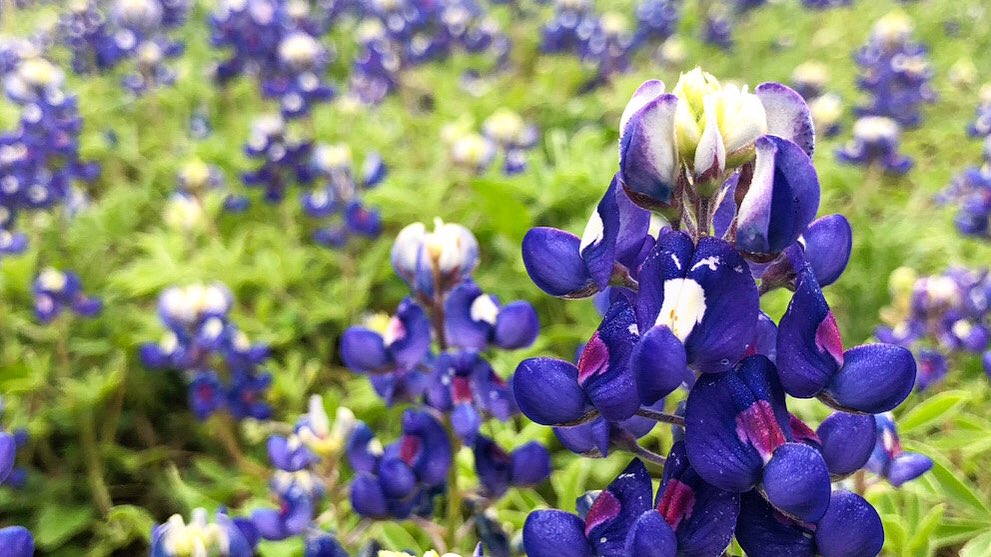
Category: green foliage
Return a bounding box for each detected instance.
[2,0,991,555]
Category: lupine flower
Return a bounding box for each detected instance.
[1,56,99,255]
[701,11,733,50]
[939,136,991,237]
[304,143,385,247]
[0,526,34,557]
[866,413,933,487]
[876,265,991,391]
[853,12,936,128]
[481,109,539,175]
[150,508,257,557]
[473,435,550,498]
[836,116,913,174]
[633,0,680,49]
[390,219,479,298]
[802,0,853,8]
[140,283,272,421]
[242,114,313,203]
[379,546,485,557]
[265,31,335,118]
[967,84,991,138]
[516,68,917,555]
[304,532,349,557]
[252,470,325,540]
[32,268,102,323]
[347,409,452,520]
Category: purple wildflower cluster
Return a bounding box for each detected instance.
[0,54,100,256]
[853,12,935,128]
[250,395,354,554]
[541,0,680,88]
[791,61,843,138]
[0,399,32,556]
[339,218,550,520]
[32,267,103,323]
[968,85,991,139]
[150,508,259,557]
[139,283,273,421]
[443,109,539,176]
[516,68,919,556]
[57,0,188,94]
[938,136,991,237]
[878,266,991,390]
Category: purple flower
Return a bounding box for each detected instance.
[391,219,479,298]
[151,508,256,557]
[341,299,432,375]
[0,526,33,557]
[252,470,324,540]
[473,435,550,498]
[866,412,933,487]
[836,116,913,174]
[32,268,102,323]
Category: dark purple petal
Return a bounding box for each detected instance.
[379,458,417,499]
[523,227,596,298]
[761,442,831,522]
[340,328,389,373]
[817,412,877,478]
[713,171,740,239]
[389,300,432,370]
[0,526,32,557]
[735,491,816,557]
[814,491,884,557]
[554,419,611,457]
[251,508,290,540]
[756,82,815,156]
[888,453,934,487]
[684,356,789,492]
[523,510,593,557]
[624,511,677,557]
[657,441,740,557]
[445,281,493,350]
[494,301,540,350]
[619,92,680,210]
[737,135,820,254]
[802,214,852,287]
[776,267,843,397]
[451,402,481,444]
[346,422,381,473]
[474,436,512,498]
[580,178,622,290]
[349,473,389,519]
[634,228,695,332]
[614,180,653,267]
[632,325,687,405]
[514,358,589,426]
[0,433,15,483]
[510,442,552,487]
[586,459,654,557]
[578,303,640,421]
[821,344,916,414]
[400,409,452,487]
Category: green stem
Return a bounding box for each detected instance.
[80,410,112,515]
[445,429,463,550]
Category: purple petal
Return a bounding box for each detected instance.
[474,436,512,497]
[632,325,687,405]
[389,300,432,370]
[586,459,655,557]
[349,473,389,519]
[554,418,611,457]
[814,491,884,557]
[580,178,622,290]
[887,453,933,487]
[776,267,843,397]
[737,135,820,255]
[0,526,34,557]
[801,214,852,287]
[761,442,831,522]
[494,301,540,350]
[619,93,680,210]
[614,181,652,267]
[400,409,452,487]
[821,344,916,414]
[756,82,815,156]
[0,433,15,483]
[510,442,552,487]
[685,356,789,492]
[514,358,589,426]
[340,328,389,373]
[524,510,593,557]
[379,458,417,499]
[523,227,596,298]
[444,281,493,350]
[624,511,677,557]
[578,302,641,421]
[735,491,816,557]
[817,412,877,478]
[251,508,290,540]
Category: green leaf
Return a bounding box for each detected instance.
[910,442,991,515]
[961,530,991,557]
[898,390,970,433]
[34,505,94,549]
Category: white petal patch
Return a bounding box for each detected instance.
[656,278,707,342]
[470,294,500,325]
[691,255,722,272]
[579,209,605,253]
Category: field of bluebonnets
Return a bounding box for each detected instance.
[3,0,991,555]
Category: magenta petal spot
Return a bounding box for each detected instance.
[789,415,820,445]
[577,331,610,386]
[815,312,844,367]
[656,479,696,531]
[452,376,473,404]
[735,400,787,461]
[399,435,421,465]
[584,490,621,537]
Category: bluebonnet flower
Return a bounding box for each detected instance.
[802,0,853,8]
[866,413,933,487]
[939,137,991,237]
[1,56,99,256]
[967,84,991,138]
[473,435,550,498]
[347,409,452,520]
[632,0,680,49]
[853,12,936,128]
[252,470,325,540]
[264,31,335,118]
[481,109,538,175]
[380,548,485,557]
[32,267,102,323]
[242,114,313,203]
[0,526,33,557]
[175,158,249,215]
[701,11,733,50]
[305,143,385,247]
[836,116,913,174]
[390,218,479,299]
[349,21,402,105]
[209,0,288,84]
[877,266,991,391]
[516,67,917,554]
[150,508,258,557]
[140,283,272,421]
